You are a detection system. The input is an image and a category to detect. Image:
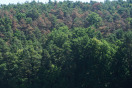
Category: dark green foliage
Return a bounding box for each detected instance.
[0,1,132,88]
[26,9,39,20]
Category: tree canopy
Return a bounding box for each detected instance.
[0,0,132,88]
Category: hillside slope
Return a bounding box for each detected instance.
[0,1,132,88]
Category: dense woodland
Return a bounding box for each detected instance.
[0,0,132,88]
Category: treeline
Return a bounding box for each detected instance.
[0,0,132,88]
[0,0,132,34]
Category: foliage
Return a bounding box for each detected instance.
[0,1,131,88]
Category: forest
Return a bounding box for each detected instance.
[0,0,132,88]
